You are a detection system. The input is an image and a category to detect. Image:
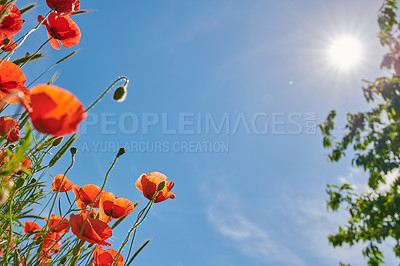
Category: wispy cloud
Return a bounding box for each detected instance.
[201,177,305,265]
[286,167,399,265]
[338,167,399,194]
[201,169,399,265]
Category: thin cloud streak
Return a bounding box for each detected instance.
[202,178,305,266]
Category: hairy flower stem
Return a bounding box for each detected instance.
[77,149,122,243]
[113,194,157,266]
[2,189,15,265]
[1,10,52,61]
[19,37,52,68]
[85,76,129,112]
[46,152,75,225]
[70,239,85,265]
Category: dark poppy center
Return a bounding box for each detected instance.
[50,27,61,39]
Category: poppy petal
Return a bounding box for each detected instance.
[29,84,86,136]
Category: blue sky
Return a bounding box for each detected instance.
[13,0,399,265]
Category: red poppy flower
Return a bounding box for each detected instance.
[1,38,16,51]
[0,60,30,105]
[135,172,175,203]
[0,117,20,142]
[46,215,70,234]
[0,3,23,40]
[23,221,41,234]
[29,84,86,136]
[38,12,80,50]
[42,232,62,252]
[39,250,52,264]
[69,212,112,246]
[46,0,80,14]
[51,174,73,192]
[39,232,61,264]
[73,184,105,209]
[99,192,134,223]
[93,246,124,266]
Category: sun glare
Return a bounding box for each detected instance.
[329,36,362,69]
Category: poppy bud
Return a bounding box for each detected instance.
[70,147,77,155]
[15,178,24,189]
[113,86,127,102]
[2,38,9,45]
[117,147,126,157]
[52,136,63,147]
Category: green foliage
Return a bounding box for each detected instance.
[322,1,400,264]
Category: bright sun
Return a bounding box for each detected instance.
[329,36,362,69]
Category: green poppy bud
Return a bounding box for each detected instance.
[52,136,64,147]
[113,86,127,102]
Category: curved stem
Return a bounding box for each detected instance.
[85,77,129,113]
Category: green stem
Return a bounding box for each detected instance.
[46,152,75,228]
[114,196,157,266]
[70,239,85,266]
[19,37,52,68]
[85,77,129,113]
[76,149,123,244]
[1,10,52,61]
[2,189,15,265]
